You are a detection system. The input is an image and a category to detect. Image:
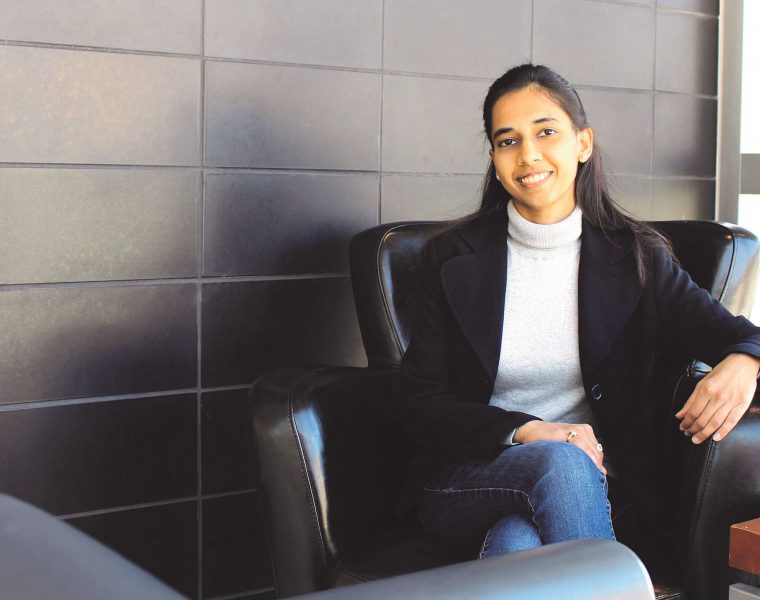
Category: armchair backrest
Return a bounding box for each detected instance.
[350,220,760,368]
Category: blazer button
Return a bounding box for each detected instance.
[591,384,603,401]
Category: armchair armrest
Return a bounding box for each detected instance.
[668,371,760,600]
[250,366,408,597]
[291,539,654,600]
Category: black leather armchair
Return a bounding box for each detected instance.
[251,219,760,600]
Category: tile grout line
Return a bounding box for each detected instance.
[530,0,535,63]
[378,0,385,226]
[59,496,197,520]
[0,39,720,99]
[650,0,658,218]
[586,0,718,18]
[57,489,257,521]
[0,273,351,292]
[198,3,207,597]
[0,384,251,412]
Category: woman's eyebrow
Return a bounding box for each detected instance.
[492,116,558,139]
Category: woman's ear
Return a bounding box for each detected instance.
[578,127,594,163]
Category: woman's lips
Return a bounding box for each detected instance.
[516,171,552,187]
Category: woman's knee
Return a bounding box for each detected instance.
[531,440,596,467]
[528,441,605,487]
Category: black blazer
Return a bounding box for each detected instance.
[397,207,760,518]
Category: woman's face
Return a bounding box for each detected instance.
[489,86,593,224]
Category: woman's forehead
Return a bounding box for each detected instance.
[491,87,571,127]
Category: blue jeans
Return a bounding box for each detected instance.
[417,441,615,558]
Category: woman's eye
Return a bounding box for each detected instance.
[497,138,517,147]
[538,128,557,137]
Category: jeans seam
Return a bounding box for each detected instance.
[600,476,616,540]
[424,486,540,555]
[477,526,495,559]
[526,495,542,541]
[421,486,531,494]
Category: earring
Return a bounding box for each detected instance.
[496,173,501,182]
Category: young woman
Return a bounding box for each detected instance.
[397,64,760,577]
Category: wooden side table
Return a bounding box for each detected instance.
[729,518,760,599]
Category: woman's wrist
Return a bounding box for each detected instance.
[514,420,541,444]
[725,352,760,376]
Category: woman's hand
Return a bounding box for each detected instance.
[514,420,606,475]
[676,352,760,444]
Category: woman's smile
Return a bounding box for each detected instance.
[516,170,553,187]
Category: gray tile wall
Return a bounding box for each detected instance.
[0,1,720,598]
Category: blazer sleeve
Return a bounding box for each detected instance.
[397,239,540,462]
[653,248,760,364]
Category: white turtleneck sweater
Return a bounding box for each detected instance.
[490,201,597,438]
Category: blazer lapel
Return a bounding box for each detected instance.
[439,211,508,382]
[436,212,643,385]
[578,220,642,377]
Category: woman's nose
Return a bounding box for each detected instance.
[518,139,541,164]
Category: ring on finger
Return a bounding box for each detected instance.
[566,430,579,442]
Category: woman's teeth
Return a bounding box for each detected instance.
[518,172,551,185]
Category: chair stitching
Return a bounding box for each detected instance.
[718,228,737,304]
[689,439,716,554]
[374,222,439,358]
[375,226,406,357]
[681,366,716,557]
[288,370,329,568]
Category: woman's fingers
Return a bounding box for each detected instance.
[567,424,605,474]
[517,421,606,474]
[678,382,752,443]
[713,405,749,442]
[676,353,759,444]
[687,401,732,444]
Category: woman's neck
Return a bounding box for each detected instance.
[507,200,582,250]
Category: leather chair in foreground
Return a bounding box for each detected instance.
[0,494,653,599]
[251,220,760,600]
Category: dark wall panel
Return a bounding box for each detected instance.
[381,174,481,222]
[658,0,718,15]
[0,0,201,54]
[533,0,655,89]
[205,0,382,69]
[0,46,200,165]
[610,175,653,220]
[0,284,197,404]
[653,178,715,220]
[0,168,198,284]
[204,62,381,170]
[202,493,273,599]
[201,389,256,495]
[654,94,717,177]
[0,394,196,515]
[202,278,365,388]
[577,88,653,176]
[67,501,198,599]
[382,75,488,174]
[383,0,531,78]
[656,12,718,95]
[204,172,378,276]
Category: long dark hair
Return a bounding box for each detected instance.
[479,64,671,285]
